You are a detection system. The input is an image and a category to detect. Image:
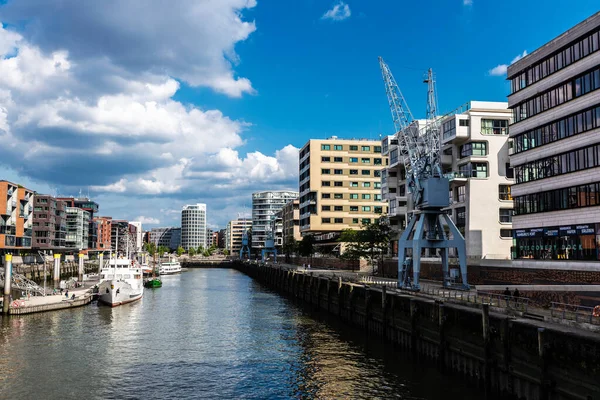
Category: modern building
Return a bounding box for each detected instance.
[0,181,34,251]
[148,227,181,250]
[32,194,67,249]
[252,191,299,250]
[210,230,221,248]
[298,138,388,251]
[206,228,213,248]
[58,197,99,250]
[65,207,90,250]
[218,229,226,248]
[276,199,301,245]
[94,216,112,251]
[181,204,207,251]
[129,221,143,252]
[111,220,132,254]
[226,219,252,255]
[440,102,515,260]
[507,13,600,266]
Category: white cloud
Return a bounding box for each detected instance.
[322,1,351,21]
[488,50,528,76]
[463,0,473,5]
[134,216,160,225]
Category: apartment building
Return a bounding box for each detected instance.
[441,102,515,260]
[32,194,67,249]
[129,221,143,252]
[0,181,34,251]
[65,207,90,250]
[252,191,298,250]
[276,199,301,243]
[298,138,388,251]
[94,216,112,250]
[58,197,99,249]
[507,12,600,266]
[181,204,207,251]
[226,219,252,255]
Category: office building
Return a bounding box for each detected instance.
[275,199,301,248]
[298,138,387,251]
[58,197,99,249]
[252,191,299,249]
[148,227,181,250]
[226,219,252,255]
[32,194,67,249]
[111,220,132,254]
[94,216,112,250]
[507,13,600,266]
[129,221,143,252]
[0,181,34,250]
[65,207,90,250]
[181,204,207,251]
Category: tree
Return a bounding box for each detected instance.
[282,236,297,263]
[223,249,230,256]
[176,246,185,256]
[144,242,157,256]
[338,229,362,270]
[197,245,204,254]
[188,247,196,257]
[298,234,315,264]
[338,218,391,274]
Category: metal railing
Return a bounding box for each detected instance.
[420,286,530,313]
[550,302,600,325]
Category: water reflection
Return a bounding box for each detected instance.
[0,269,487,400]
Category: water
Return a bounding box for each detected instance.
[0,269,487,399]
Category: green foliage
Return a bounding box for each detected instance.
[158,245,170,255]
[223,249,230,256]
[188,247,196,257]
[144,242,157,256]
[298,234,315,258]
[338,217,391,273]
[197,245,204,253]
[176,246,185,256]
[282,236,298,262]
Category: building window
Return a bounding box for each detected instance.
[322,218,331,223]
[514,222,598,260]
[362,182,371,187]
[361,170,370,176]
[334,206,343,211]
[361,158,370,163]
[361,218,371,224]
[481,119,509,135]
[500,229,512,238]
[334,193,343,199]
[374,146,382,153]
[321,144,330,150]
[349,145,358,151]
[374,170,381,177]
[459,162,488,178]
[362,206,371,212]
[334,169,343,175]
[350,194,358,199]
[362,194,371,200]
[352,218,359,223]
[505,163,514,179]
[334,157,343,162]
[334,181,343,187]
[374,182,381,189]
[350,157,358,163]
[322,193,331,199]
[499,209,514,223]
[514,181,600,215]
[322,169,331,174]
[350,182,358,187]
[499,185,512,200]
[350,206,359,212]
[375,194,382,201]
[374,206,383,214]
[334,218,343,223]
[350,169,358,175]
[460,142,487,157]
[456,207,466,231]
[361,146,370,151]
[374,158,382,165]
[322,206,331,211]
[322,181,331,186]
[321,156,330,162]
[459,119,470,126]
[334,145,343,150]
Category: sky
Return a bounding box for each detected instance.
[0,0,598,229]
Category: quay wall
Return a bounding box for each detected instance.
[8,294,93,315]
[9,263,98,285]
[234,262,600,400]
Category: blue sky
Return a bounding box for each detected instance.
[0,0,598,229]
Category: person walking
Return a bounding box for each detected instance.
[513,288,520,298]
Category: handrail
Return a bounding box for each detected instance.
[550,302,600,325]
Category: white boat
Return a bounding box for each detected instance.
[98,257,144,307]
[159,259,182,275]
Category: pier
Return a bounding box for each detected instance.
[234,261,600,400]
[7,288,94,315]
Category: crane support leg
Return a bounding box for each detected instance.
[441,213,469,289]
[398,215,418,288]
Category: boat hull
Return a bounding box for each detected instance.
[98,280,143,307]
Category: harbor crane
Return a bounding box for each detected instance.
[378,57,469,291]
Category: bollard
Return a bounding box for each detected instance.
[98,253,104,275]
[78,253,84,282]
[3,254,13,314]
[53,253,61,289]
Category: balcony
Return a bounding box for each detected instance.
[0,225,16,235]
[445,171,469,182]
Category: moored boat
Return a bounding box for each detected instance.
[98,257,144,307]
[144,278,162,288]
[159,259,182,275]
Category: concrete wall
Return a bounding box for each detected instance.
[235,262,600,400]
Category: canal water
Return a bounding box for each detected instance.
[0,269,487,399]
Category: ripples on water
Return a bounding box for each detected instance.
[0,269,486,399]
